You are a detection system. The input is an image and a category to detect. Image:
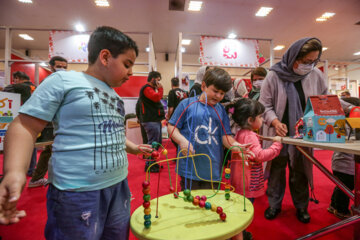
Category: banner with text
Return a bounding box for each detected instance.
[49,31,90,63]
[199,36,259,67]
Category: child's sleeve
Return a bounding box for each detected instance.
[247,133,282,162]
[19,73,65,122]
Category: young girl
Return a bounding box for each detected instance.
[229,98,282,202]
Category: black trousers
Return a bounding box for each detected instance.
[330,171,354,214]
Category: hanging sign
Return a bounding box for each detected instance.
[199,36,259,67]
[49,31,90,63]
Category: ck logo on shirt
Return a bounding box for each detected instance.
[194,117,218,145]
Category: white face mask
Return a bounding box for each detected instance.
[252,80,264,89]
[55,68,66,72]
[293,63,314,75]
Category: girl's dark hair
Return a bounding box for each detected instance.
[88,26,139,64]
[229,98,265,129]
[203,67,232,92]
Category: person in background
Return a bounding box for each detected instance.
[233,78,249,99]
[248,67,267,101]
[0,26,151,240]
[138,71,165,172]
[28,56,68,188]
[3,71,37,177]
[340,90,351,99]
[189,66,209,97]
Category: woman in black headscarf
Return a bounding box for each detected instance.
[259,37,353,223]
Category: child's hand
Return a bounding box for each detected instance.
[138,144,152,154]
[179,140,194,155]
[0,172,27,224]
[273,136,282,143]
[232,142,255,159]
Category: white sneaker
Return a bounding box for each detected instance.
[28,178,48,188]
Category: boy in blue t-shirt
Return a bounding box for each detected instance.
[168,67,251,190]
[0,26,150,239]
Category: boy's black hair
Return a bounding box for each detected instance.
[88,26,139,65]
[230,98,265,129]
[203,67,232,92]
[147,71,161,82]
[12,71,30,81]
[171,77,179,87]
[49,56,68,66]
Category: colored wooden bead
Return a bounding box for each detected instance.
[174,192,179,198]
[225,189,230,193]
[144,214,151,220]
[183,189,191,196]
[144,208,151,215]
[162,149,168,155]
[142,181,150,188]
[183,197,188,202]
[225,168,231,174]
[151,151,160,160]
[142,187,150,195]
[200,195,207,201]
[194,195,200,200]
[169,186,175,193]
[151,142,158,148]
[187,195,194,202]
[220,212,226,221]
[225,184,231,190]
[144,220,152,228]
[199,200,205,208]
[143,201,150,208]
[211,204,217,211]
[143,194,151,201]
[225,193,230,200]
[193,198,199,206]
[225,173,231,179]
[205,202,211,210]
[216,206,223,214]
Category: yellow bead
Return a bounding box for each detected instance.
[162,149,168,155]
[211,204,217,212]
[225,168,231,174]
[144,208,151,215]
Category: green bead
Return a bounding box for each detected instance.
[205,202,211,210]
[143,194,151,201]
[187,195,194,202]
[225,173,231,179]
[183,189,191,196]
[151,142,158,148]
[225,189,230,193]
[225,193,230,200]
[144,220,151,228]
[144,214,151,220]
[183,196,188,202]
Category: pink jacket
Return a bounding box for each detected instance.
[231,129,282,198]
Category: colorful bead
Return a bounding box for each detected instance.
[205,202,211,210]
[216,206,223,214]
[200,195,207,201]
[187,195,194,202]
[151,142,158,148]
[225,168,231,174]
[162,149,168,155]
[143,194,151,201]
[142,181,150,188]
[151,151,160,160]
[143,201,150,208]
[194,195,200,200]
[144,208,151,215]
[225,193,230,200]
[174,192,179,198]
[220,212,226,221]
[225,184,231,190]
[144,220,151,228]
[193,198,199,206]
[183,189,191,196]
[225,189,230,193]
[199,200,205,208]
[211,204,217,212]
[225,173,231,179]
[144,214,151,220]
[169,186,175,193]
[142,187,150,195]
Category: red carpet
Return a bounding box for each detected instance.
[0,141,354,239]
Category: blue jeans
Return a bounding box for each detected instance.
[27,148,37,176]
[45,179,131,240]
[141,122,162,147]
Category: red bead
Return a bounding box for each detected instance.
[220,212,226,221]
[174,192,179,198]
[142,181,150,188]
[151,151,160,160]
[143,201,150,208]
[216,206,223,214]
[195,195,200,200]
[142,187,150,195]
[169,186,175,193]
[199,200,205,208]
[200,195,207,201]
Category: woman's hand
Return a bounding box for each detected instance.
[272,119,288,137]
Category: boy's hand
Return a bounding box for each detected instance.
[179,141,194,155]
[0,172,27,224]
[138,144,152,155]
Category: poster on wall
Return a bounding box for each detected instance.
[0,92,21,150]
[199,36,259,67]
[49,31,90,63]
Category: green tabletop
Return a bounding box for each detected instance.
[130,189,254,240]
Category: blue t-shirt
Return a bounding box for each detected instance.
[168,96,232,181]
[20,71,128,191]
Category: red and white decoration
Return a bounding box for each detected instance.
[49,31,90,63]
[199,36,259,67]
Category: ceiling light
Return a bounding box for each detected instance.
[354,51,360,56]
[95,0,109,7]
[181,47,186,53]
[228,33,237,39]
[18,0,32,3]
[40,62,47,67]
[273,45,285,50]
[255,7,273,17]
[146,47,150,52]
[188,1,203,11]
[316,12,335,22]
[182,39,191,45]
[19,34,34,40]
[334,65,339,71]
[322,47,328,51]
[75,24,85,32]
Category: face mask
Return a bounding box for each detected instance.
[293,63,314,75]
[55,68,66,72]
[252,80,264,89]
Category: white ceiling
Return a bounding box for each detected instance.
[1,0,360,62]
